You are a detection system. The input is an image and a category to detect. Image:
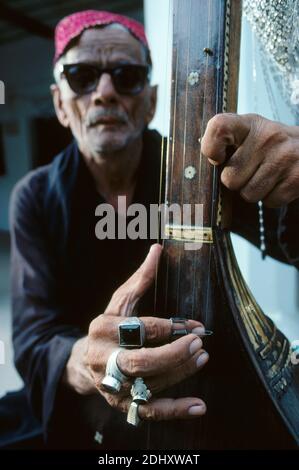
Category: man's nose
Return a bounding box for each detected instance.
[91,72,118,104]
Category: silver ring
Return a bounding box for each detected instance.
[127,401,142,427]
[118,317,146,348]
[170,317,188,339]
[101,348,128,394]
[170,318,214,339]
[130,377,152,404]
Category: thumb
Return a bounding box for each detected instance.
[104,243,163,317]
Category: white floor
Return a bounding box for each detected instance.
[0,232,23,398]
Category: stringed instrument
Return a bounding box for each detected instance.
[146,0,299,449]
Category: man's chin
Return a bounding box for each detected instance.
[91,138,128,155]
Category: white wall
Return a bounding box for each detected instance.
[144,1,299,341]
[144,0,172,135]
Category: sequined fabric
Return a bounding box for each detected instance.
[244,0,299,107]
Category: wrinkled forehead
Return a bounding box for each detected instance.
[61,24,147,65]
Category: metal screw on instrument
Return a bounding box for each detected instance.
[203,47,213,56]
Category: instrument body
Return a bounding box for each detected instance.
[150,0,299,449]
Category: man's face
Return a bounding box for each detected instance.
[52,27,156,157]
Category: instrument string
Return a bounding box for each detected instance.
[176,0,193,317]
[148,1,173,451]
[153,0,172,318]
[183,1,199,450]
[162,1,180,317]
[204,0,224,329]
[190,0,212,324]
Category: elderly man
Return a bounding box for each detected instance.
[8,10,299,449]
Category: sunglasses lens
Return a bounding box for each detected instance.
[63,64,149,95]
[64,64,98,95]
[113,65,148,95]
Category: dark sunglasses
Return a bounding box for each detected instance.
[60,63,150,96]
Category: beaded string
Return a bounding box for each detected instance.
[258,200,266,259]
[252,29,267,260]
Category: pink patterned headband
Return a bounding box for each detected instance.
[54,10,149,64]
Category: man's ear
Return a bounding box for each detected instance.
[146,85,158,125]
[50,84,70,128]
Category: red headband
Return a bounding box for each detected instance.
[54,10,149,64]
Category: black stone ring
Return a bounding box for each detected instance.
[118,317,146,349]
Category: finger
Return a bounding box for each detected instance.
[217,117,296,192]
[239,162,284,203]
[89,314,205,345]
[219,117,271,191]
[103,349,209,397]
[146,350,209,393]
[140,397,207,420]
[201,113,252,165]
[104,243,163,316]
[143,317,205,345]
[117,397,207,421]
[117,334,203,377]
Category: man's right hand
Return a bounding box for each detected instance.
[68,244,209,421]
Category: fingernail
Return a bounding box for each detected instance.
[196,352,209,368]
[191,326,205,335]
[188,404,206,416]
[189,337,202,355]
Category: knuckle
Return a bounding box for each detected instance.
[105,394,121,410]
[254,121,287,152]
[144,405,161,421]
[209,113,231,138]
[88,315,105,339]
[278,142,299,165]
[145,318,165,342]
[220,169,240,190]
[87,350,101,371]
[170,402,184,419]
[267,125,288,144]
[88,318,99,338]
[126,350,149,375]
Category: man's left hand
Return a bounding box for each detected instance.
[201,113,299,208]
